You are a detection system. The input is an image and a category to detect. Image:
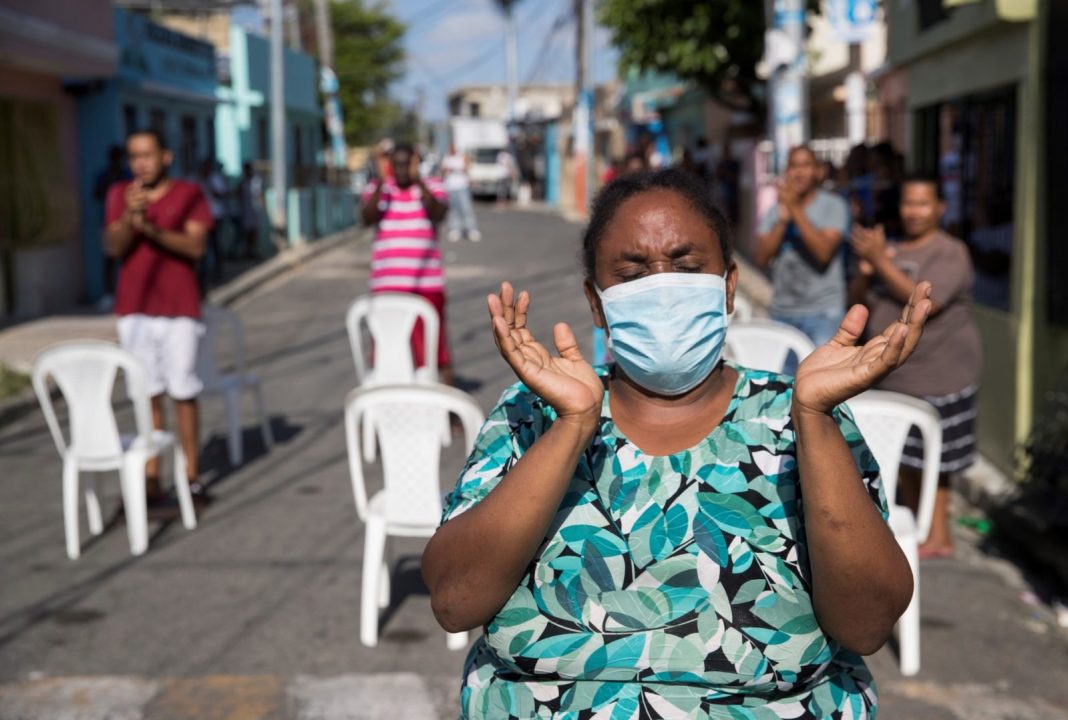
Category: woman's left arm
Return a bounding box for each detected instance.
[791,282,933,654]
[794,406,911,654]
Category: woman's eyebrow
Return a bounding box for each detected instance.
[618,250,647,263]
[667,243,697,259]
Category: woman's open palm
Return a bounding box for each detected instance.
[794,282,933,414]
[488,282,604,422]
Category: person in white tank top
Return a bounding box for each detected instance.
[442,145,481,242]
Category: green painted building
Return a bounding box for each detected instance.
[886,0,1067,474]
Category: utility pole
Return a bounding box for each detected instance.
[766,0,808,173]
[504,1,518,123]
[269,0,288,245]
[314,0,346,169]
[572,0,592,212]
[313,0,333,67]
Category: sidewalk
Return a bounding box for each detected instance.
[0,227,367,418]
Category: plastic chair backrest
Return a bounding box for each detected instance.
[729,295,754,323]
[724,319,816,373]
[31,341,153,462]
[345,293,439,384]
[198,304,247,389]
[845,390,943,543]
[344,384,484,527]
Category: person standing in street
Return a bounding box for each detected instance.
[105,129,214,513]
[850,175,982,558]
[237,161,263,259]
[756,145,851,347]
[442,144,481,243]
[360,143,454,384]
[197,158,230,284]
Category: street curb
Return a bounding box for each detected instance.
[207,226,369,307]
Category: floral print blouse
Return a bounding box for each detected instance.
[441,362,888,719]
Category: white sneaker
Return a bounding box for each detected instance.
[447,229,462,242]
[468,230,482,242]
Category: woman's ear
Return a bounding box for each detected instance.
[725,262,739,316]
[583,280,606,329]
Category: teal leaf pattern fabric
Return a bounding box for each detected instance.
[441,362,888,719]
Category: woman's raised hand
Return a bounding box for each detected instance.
[793,281,933,415]
[488,282,604,427]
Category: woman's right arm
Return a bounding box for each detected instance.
[422,282,604,633]
[422,413,595,632]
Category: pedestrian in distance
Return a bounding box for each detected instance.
[104,129,214,515]
[442,143,481,243]
[237,161,264,259]
[424,167,930,718]
[756,145,852,349]
[360,143,455,385]
[197,157,230,284]
[849,174,982,559]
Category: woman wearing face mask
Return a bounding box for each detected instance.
[423,169,930,719]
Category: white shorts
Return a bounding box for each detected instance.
[117,314,204,400]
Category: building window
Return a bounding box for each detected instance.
[915,85,1017,312]
[123,105,139,138]
[258,116,268,160]
[206,116,216,163]
[293,124,304,183]
[469,102,481,118]
[149,107,167,144]
[180,115,198,177]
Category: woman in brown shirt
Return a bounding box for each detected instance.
[849,175,982,558]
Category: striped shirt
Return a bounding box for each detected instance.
[362,178,448,293]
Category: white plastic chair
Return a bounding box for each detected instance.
[198,304,274,467]
[345,293,440,386]
[32,341,197,559]
[345,293,446,458]
[846,390,943,677]
[729,294,754,323]
[724,319,816,373]
[344,383,485,650]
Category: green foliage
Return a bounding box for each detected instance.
[329,0,407,146]
[598,0,819,111]
[0,363,30,400]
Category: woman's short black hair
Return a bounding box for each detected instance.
[581,167,732,281]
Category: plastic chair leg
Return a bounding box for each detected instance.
[84,473,104,536]
[120,456,149,556]
[360,517,387,647]
[172,446,197,531]
[225,390,243,466]
[253,383,273,450]
[897,535,921,676]
[62,457,80,560]
[446,631,470,651]
[378,560,391,609]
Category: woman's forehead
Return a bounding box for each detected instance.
[601,190,719,257]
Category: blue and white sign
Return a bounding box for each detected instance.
[828,0,879,43]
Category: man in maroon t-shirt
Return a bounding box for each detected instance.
[105,129,213,513]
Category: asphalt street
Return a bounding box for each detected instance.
[1,205,1066,719]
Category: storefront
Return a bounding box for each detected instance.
[887,0,1065,474]
[75,8,217,303]
[0,0,117,319]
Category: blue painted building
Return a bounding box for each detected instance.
[214,25,321,182]
[75,8,218,302]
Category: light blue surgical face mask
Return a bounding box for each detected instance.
[595,272,729,396]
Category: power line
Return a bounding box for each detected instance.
[522,0,573,85]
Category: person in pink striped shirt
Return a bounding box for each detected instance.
[360,143,454,384]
